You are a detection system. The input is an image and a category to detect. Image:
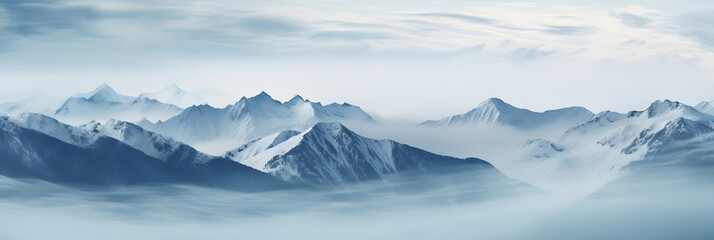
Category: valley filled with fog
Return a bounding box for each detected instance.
[1,144,713,240]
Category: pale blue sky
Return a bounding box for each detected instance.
[0,0,713,119]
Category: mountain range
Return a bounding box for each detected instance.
[138,91,375,155]
[420,97,595,130]
[0,114,285,191]
[1,83,713,195]
[225,122,499,185]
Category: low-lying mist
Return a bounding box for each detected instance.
[344,120,621,195]
[2,145,713,240]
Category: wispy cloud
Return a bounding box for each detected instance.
[411,12,493,24]
[674,9,714,49]
[310,31,397,40]
[0,0,712,65]
[616,13,653,28]
[0,0,102,37]
[542,25,597,36]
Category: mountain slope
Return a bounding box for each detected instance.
[421,98,594,130]
[54,84,183,125]
[0,116,285,191]
[141,92,375,155]
[695,100,714,116]
[10,113,225,166]
[0,92,66,116]
[226,122,506,185]
[507,99,714,194]
[79,119,215,164]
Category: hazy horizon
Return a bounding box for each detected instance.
[1,0,713,120]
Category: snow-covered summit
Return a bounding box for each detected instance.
[83,84,134,103]
[695,100,714,116]
[55,84,184,125]
[80,119,213,164]
[0,114,285,190]
[7,112,96,147]
[421,97,594,130]
[628,99,709,120]
[510,99,714,193]
[225,122,499,185]
[621,117,713,154]
[7,112,215,165]
[141,92,375,155]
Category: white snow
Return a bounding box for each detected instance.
[8,113,97,147]
[224,122,397,183]
[143,92,374,155]
[54,85,184,125]
[421,98,594,131]
[6,112,211,164]
[504,99,714,195]
[695,100,714,116]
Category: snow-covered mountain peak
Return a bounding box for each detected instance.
[626,100,710,121]
[479,97,511,109]
[86,84,131,103]
[593,110,626,122]
[55,85,184,125]
[251,91,276,101]
[79,118,213,163]
[287,95,306,106]
[137,83,187,100]
[141,93,375,154]
[422,97,593,130]
[8,112,96,146]
[310,122,349,138]
[642,99,684,117]
[695,100,714,115]
[225,121,501,185]
[163,83,187,95]
[621,117,714,154]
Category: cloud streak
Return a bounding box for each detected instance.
[0,0,712,66]
[0,0,101,37]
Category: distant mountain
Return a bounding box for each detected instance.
[140,92,375,155]
[591,100,714,155]
[695,100,714,116]
[421,98,594,130]
[0,92,66,116]
[138,83,239,108]
[621,117,713,154]
[225,122,506,185]
[512,100,714,191]
[54,84,183,125]
[0,115,285,191]
[482,99,714,194]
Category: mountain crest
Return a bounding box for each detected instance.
[310,122,349,138]
[287,95,306,105]
[645,99,684,118]
[479,97,510,109]
[695,100,714,115]
[163,83,186,94]
[87,83,130,103]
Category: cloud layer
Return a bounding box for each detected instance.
[0,0,712,62]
